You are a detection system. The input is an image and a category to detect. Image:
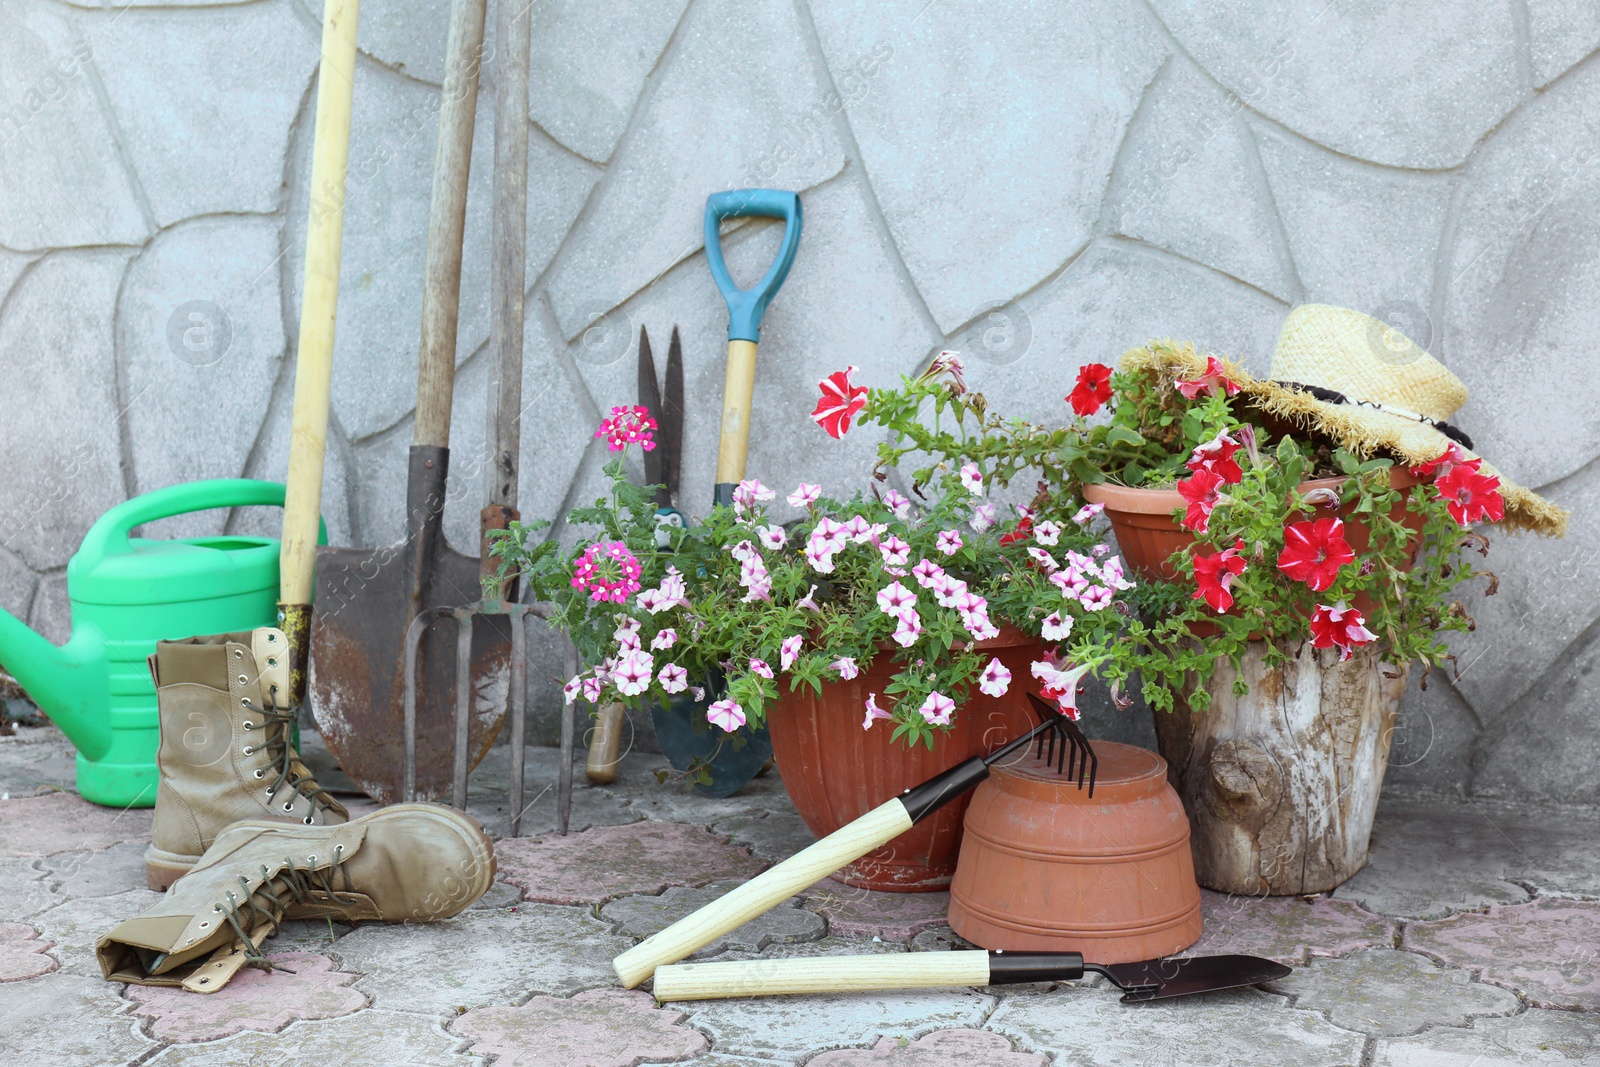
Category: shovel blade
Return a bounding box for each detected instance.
[1104,954,1292,1002]
[309,540,510,804]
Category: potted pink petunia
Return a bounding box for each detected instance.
[487,355,1136,889]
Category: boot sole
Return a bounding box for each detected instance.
[145,844,200,892]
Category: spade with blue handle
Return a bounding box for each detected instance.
[704,189,802,507]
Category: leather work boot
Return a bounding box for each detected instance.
[100,802,495,993]
[144,628,348,891]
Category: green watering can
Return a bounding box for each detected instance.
[0,479,323,808]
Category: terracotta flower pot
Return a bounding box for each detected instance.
[947,742,1202,963]
[765,631,1044,892]
[1084,467,1427,623]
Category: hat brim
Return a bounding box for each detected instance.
[1120,342,1569,537]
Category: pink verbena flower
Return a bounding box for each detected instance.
[572,540,643,603]
[595,405,657,451]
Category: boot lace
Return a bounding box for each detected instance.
[215,852,358,973]
[257,699,339,817]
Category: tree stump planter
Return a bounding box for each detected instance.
[1151,637,1409,895]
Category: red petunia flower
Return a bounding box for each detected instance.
[1191,539,1248,614]
[1277,516,1356,592]
[1176,467,1225,534]
[1434,463,1505,526]
[1175,356,1242,400]
[1067,363,1114,417]
[811,366,869,439]
[1186,429,1243,484]
[999,515,1033,546]
[1408,441,1474,480]
[1309,602,1378,661]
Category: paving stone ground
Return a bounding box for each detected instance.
[2,724,1599,1065]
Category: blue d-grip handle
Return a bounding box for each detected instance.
[703,189,802,343]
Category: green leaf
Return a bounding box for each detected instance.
[1105,425,1147,449]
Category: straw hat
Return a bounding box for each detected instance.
[1121,304,1568,536]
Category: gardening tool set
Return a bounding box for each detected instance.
[1,0,1296,1015]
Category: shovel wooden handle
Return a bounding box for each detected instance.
[613,797,912,988]
[654,950,992,1002]
[713,339,758,493]
[280,0,360,692]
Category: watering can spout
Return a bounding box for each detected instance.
[0,608,111,760]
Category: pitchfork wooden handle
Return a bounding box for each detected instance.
[713,339,758,501]
[612,797,913,988]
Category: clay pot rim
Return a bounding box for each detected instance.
[1083,465,1421,514]
[990,744,1168,798]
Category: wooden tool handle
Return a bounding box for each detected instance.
[712,338,758,499]
[485,0,529,510]
[413,0,488,448]
[613,797,913,988]
[653,950,991,1002]
[280,0,359,612]
[584,702,625,784]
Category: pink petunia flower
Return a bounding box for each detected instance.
[832,656,859,680]
[732,479,775,510]
[912,558,946,588]
[891,611,923,647]
[749,658,774,680]
[970,503,997,533]
[780,634,803,671]
[707,699,746,732]
[978,658,1011,698]
[936,530,963,556]
[876,580,918,618]
[757,524,787,551]
[1041,611,1073,641]
[1026,547,1060,573]
[879,535,911,568]
[651,628,678,651]
[862,692,892,730]
[882,489,911,519]
[657,662,688,694]
[918,691,955,726]
[1033,520,1061,546]
[787,482,821,508]
[563,674,585,705]
[959,463,984,496]
[612,650,654,697]
[1072,502,1104,525]
[1080,585,1114,611]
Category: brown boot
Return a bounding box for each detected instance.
[144,628,347,891]
[101,802,494,992]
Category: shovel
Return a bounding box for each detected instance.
[277,0,360,704]
[308,0,512,804]
[614,695,1093,987]
[652,951,1291,1003]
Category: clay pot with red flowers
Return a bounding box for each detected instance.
[1034,345,1523,895]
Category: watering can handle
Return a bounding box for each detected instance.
[703,189,802,343]
[78,479,326,562]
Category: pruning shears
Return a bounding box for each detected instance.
[638,325,686,546]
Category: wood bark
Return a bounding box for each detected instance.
[1152,638,1409,895]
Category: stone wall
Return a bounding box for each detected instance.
[1,0,1595,800]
